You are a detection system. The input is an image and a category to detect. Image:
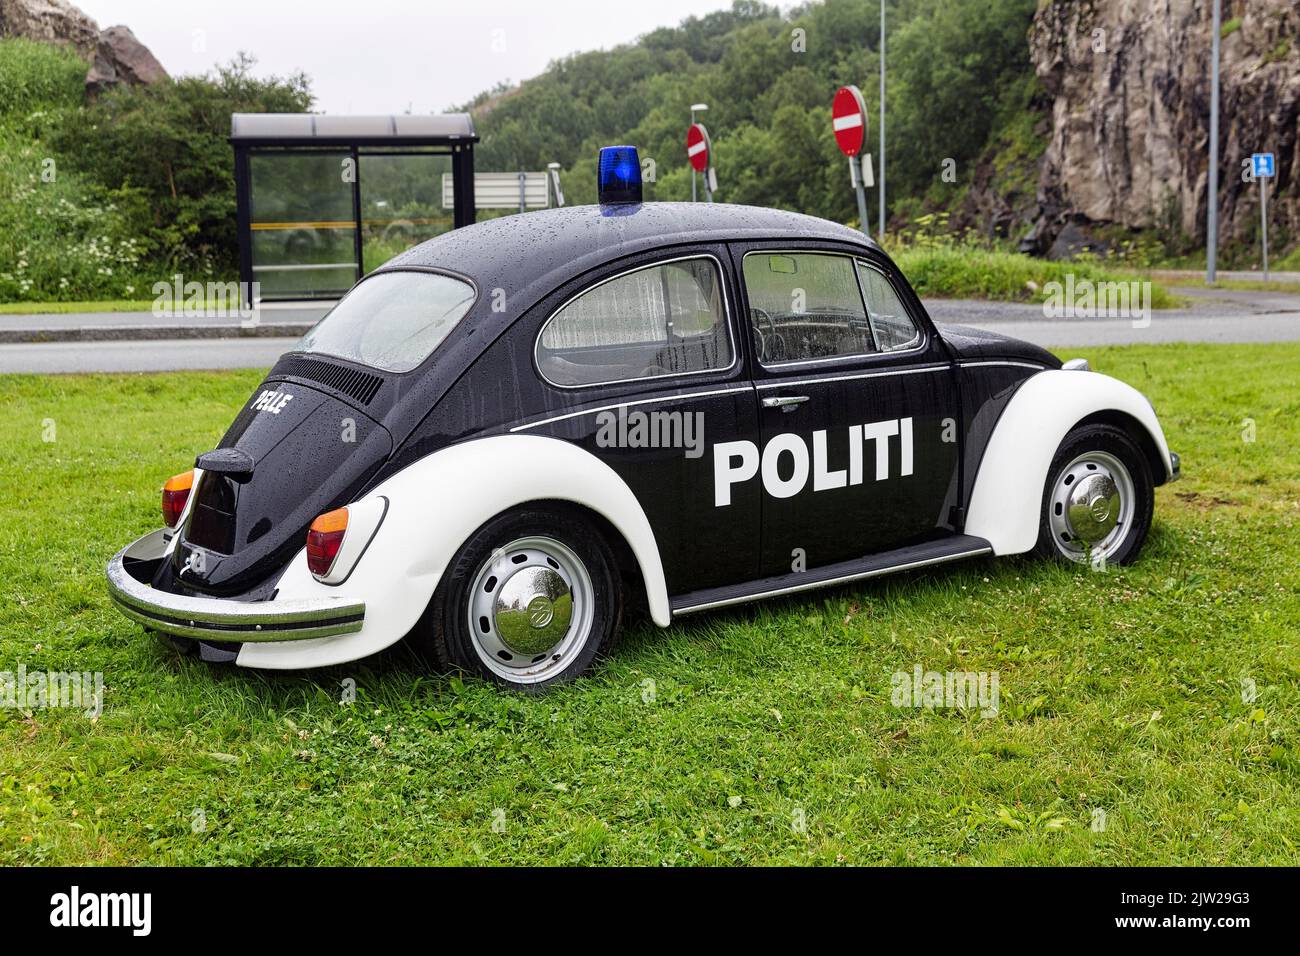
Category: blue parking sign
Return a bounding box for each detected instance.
[1251,153,1275,178]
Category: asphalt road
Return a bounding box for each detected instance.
[1,286,1296,373]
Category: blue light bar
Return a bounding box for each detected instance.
[598,145,642,205]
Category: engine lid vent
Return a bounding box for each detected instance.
[270,356,384,406]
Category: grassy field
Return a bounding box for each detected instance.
[0,299,262,316]
[0,301,157,315]
[1150,274,1300,295]
[1,344,1298,865]
[892,247,1182,308]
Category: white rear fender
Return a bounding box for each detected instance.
[965,369,1173,556]
[237,434,669,669]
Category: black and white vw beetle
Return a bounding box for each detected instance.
[107,146,1180,690]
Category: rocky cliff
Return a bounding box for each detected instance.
[0,0,168,92]
[1024,0,1299,256]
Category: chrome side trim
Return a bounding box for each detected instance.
[106,530,365,643]
[754,363,949,389]
[672,546,992,615]
[957,360,1049,371]
[509,385,754,432]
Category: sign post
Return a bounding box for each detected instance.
[1207,0,1220,284]
[547,162,564,207]
[1252,152,1275,281]
[879,0,886,237]
[689,103,708,202]
[687,122,713,203]
[833,85,870,237]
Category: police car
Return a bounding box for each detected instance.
[107,146,1180,690]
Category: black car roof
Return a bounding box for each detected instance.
[375,202,876,317]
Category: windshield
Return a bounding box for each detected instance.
[297,271,476,372]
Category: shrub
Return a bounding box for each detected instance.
[47,53,312,277]
[0,38,87,122]
[892,244,1179,308]
[0,129,158,301]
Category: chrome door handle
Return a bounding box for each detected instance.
[762,395,810,412]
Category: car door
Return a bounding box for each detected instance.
[728,242,962,578]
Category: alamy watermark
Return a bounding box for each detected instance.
[49,886,150,936]
[891,664,999,718]
[1,665,103,718]
[595,407,704,458]
[152,276,261,327]
[1042,275,1151,329]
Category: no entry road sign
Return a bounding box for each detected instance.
[833,85,871,237]
[1252,153,1275,178]
[832,85,868,157]
[686,123,710,173]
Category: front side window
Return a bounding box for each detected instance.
[297,270,476,373]
[538,257,732,387]
[743,252,875,365]
[857,262,921,351]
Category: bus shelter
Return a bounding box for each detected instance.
[231,113,478,302]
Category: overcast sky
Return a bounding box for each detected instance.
[76,0,735,114]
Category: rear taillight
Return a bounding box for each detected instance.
[162,470,194,528]
[306,508,349,579]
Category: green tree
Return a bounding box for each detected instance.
[887,0,1038,201]
[49,53,312,274]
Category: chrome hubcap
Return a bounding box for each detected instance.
[467,536,593,684]
[1048,451,1135,562]
[494,567,572,655]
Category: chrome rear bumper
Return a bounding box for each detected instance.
[106,530,364,643]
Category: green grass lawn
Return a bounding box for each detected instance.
[1,345,1298,865]
[1152,274,1300,295]
[0,301,156,315]
[891,247,1183,308]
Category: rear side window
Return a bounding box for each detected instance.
[857,262,921,351]
[537,257,733,387]
[297,271,476,373]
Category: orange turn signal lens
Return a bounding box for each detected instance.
[162,470,195,529]
[306,508,349,578]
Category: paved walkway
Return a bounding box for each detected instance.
[0,304,326,342]
[0,337,300,373]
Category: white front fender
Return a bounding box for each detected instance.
[965,370,1173,556]
[237,435,669,669]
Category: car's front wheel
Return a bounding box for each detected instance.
[1033,423,1154,566]
[415,506,622,691]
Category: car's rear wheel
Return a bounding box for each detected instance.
[1033,424,1154,566]
[415,507,622,691]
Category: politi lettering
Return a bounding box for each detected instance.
[713,417,914,506]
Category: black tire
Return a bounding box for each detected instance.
[412,506,622,691]
[1033,423,1154,566]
